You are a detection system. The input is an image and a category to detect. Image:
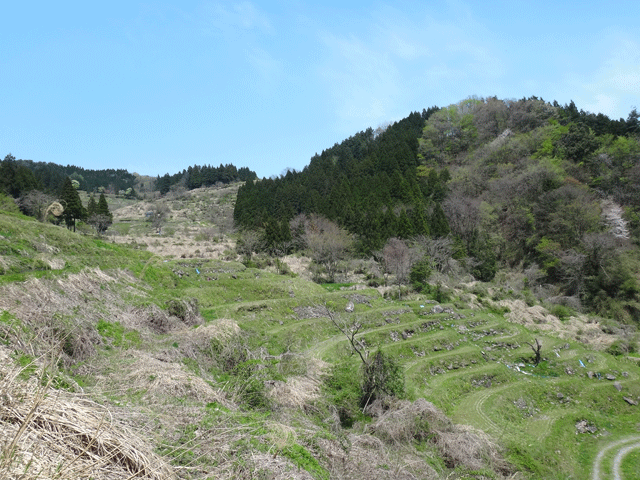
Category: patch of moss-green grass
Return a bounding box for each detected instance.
[96,319,141,348]
[621,449,640,479]
[281,443,330,480]
[157,424,198,466]
[0,310,32,345]
[320,282,355,292]
[13,353,38,380]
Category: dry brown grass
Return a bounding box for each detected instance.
[0,347,175,480]
[0,269,141,361]
[265,356,326,409]
[315,432,440,480]
[367,398,512,476]
[120,350,223,405]
[501,299,617,348]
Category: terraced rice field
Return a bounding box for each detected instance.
[211,281,640,478]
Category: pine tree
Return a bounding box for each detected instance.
[410,203,430,236]
[396,209,414,239]
[97,193,112,218]
[430,203,450,237]
[85,193,112,234]
[60,177,85,231]
[87,195,98,217]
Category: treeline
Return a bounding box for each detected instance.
[0,155,41,198]
[13,159,137,194]
[234,96,640,321]
[155,164,257,194]
[235,107,447,253]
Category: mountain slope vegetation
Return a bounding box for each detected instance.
[0,96,639,480]
[1,179,639,479]
[234,97,640,322]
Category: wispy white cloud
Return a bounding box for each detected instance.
[559,34,640,119]
[203,1,273,35]
[315,4,503,133]
[196,2,285,93]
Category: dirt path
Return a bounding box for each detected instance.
[612,442,640,480]
[453,383,516,434]
[592,436,640,480]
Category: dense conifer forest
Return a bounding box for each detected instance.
[154,164,257,194]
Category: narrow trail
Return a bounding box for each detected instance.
[612,442,640,480]
[453,383,515,434]
[592,436,640,480]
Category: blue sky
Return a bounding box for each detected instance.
[2,1,639,179]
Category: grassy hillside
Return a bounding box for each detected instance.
[1,189,639,479]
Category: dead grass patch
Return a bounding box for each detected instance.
[367,398,511,475]
[120,350,224,405]
[0,348,175,480]
[315,432,440,480]
[501,299,616,348]
[169,319,241,359]
[266,357,326,409]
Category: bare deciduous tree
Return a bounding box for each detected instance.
[87,214,112,235]
[472,96,509,142]
[148,203,170,233]
[381,238,420,300]
[413,235,454,274]
[302,214,352,283]
[442,195,480,245]
[558,248,587,296]
[324,305,404,410]
[237,229,263,261]
[18,190,55,221]
[525,338,542,365]
[324,306,368,365]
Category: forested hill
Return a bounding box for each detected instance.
[234,107,445,253]
[12,158,137,194]
[1,156,258,200]
[234,96,640,319]
[154,164,257,194]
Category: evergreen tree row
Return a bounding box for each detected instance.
[11,158,137,194]
[0,154,41,198]
[155,164,257,195]
[58,177,112,232]
[234,108,449,253]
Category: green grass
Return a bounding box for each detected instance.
[621,449,640,479]
[2,206,640,479]
[320,282,355,291]
[96,319,141,348]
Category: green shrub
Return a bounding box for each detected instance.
[361,349,405,409]
[410,257,432,292]
[96,319,140,348]
[166,299,187,320]
[281,444,329,479]
[0,194,20,215]
[606,338,637,356]
[232,360,272,410]
[424,283,451,303]
[324,359,363,428]
[549,304,572,321]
